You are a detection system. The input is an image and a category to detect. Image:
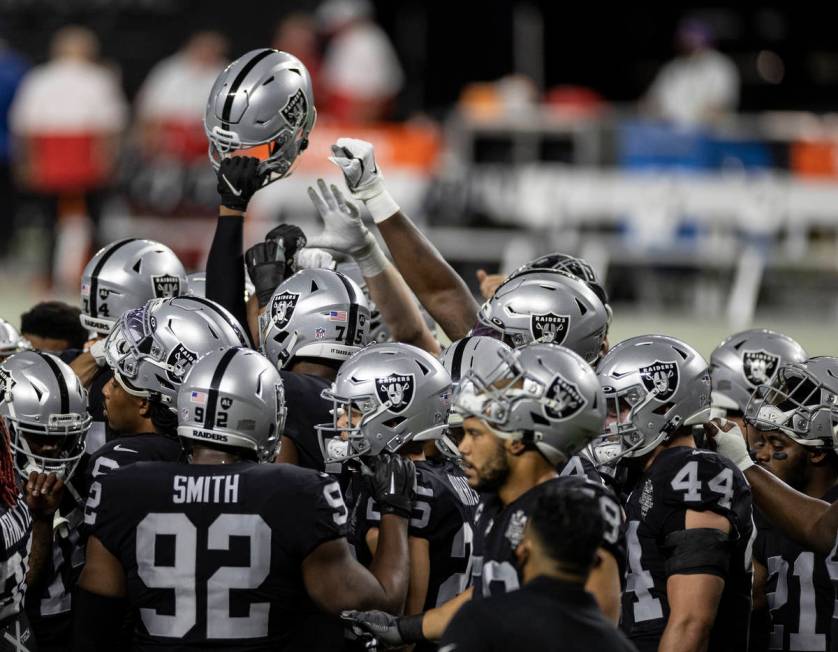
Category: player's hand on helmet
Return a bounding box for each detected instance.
[341,610,410,648]
[703,418,754,472]
[361,452,416,519]
[245,224,307,308]
[307,178,371,256]
[329,138,400,223]
[217,156,268,211]
[25,471,65,518]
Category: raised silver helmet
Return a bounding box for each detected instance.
[593,335,712,462]
[80,238,187,335]
[476,269,608,363]
[0,351,90,479]
[710,328,808,414]
[104,296,248,405]
[317,342,452,464]
[260,268,370,370]
[177,347,285,462]
[453,342,605,466]
[204,49,316,180]
[743,356,838,450]
[0,319,30,358]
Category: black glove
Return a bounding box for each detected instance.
[265,223,307,262]
[245,224,309,308]
[361,452,416,519]
[340,611,425,648]
[217,156,266,211]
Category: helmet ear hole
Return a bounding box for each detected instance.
[299,138,309,152]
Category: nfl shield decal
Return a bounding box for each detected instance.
[544,374,587,420]
[530,313,570,344]
[152,274,181,298]
[742,349,780,386]
[639,360,679,401]
[269,292,300,330]
[281,89,308,127]
[166,344,199,383]
[375,373,415,414]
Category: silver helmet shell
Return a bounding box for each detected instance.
[476,270,608,363]
[177,347,285,462]
[453,342,605,466]
[743,356,838,450]
[318,343,452,464]
[595,334,712,460]
[104,296,248,405]
[710,329,808,414]
[0,351,91,479]
[260,269,370,370]
[204,49,316,180]
[80,238,187,336]
[0,319,30,358]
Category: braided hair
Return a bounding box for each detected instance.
[0,420,20,508]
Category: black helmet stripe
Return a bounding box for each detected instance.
[221,48,274,130]
[180,296,247,346]
[38,353,69,414]
[334,271,360,346]
[203,347,239,431]
[89,238,138,319]
[450,337,471,382]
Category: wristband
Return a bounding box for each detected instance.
[397,614,427,643]
[365,188,400,224]
[354,232,390,278]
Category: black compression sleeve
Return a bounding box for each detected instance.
[72,588,129,652]
[206,215,252,346]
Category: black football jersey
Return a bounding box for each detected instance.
[471,475,625,599]
[0,495,32,623]
[621,446,754,652]
[88,460,348,650]
[756,486,838,651]
[278,371,332,472]
[558,454,606,484]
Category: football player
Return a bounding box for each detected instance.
[592,334,753,652]
[19,302,89,355]
[76,346,415,649]
[439,484,636,652]
[343,342,624,647]
[318,342,477,641]
[0,351,91,651]
[0,318,30,363]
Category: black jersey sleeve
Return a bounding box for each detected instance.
[86,468,135,558]
[206,215,252,347]
[279,469,349,559]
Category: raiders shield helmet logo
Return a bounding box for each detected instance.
[544,374,587,420]
[165,344,199,383]
[742,350,780,386]
[375,374,415,414]
[220,397,233,410]
[269,292,300,330]
[152,274,181,299]
[0,367,15,400]
[639,360,679,402]
[280,89,308,128]
[530,313,570,344]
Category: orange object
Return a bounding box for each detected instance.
[790,140,838,178]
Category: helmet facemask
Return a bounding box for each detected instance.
[5,414,89,480]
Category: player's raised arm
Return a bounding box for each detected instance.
[302,453,414,614]
[329,138,479,340]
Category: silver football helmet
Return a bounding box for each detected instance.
[710,329,808,414]
[80,238,187,335]
[104,296,248,405]
[476,270,608,363]
[743,356,838,450]
[260,269,370,370]
[317,343,452,464]
[177,347,285,462]
[593,335,712,462]
[204,49,316,180]
[453,342,605,466]
[0,351,91,479]
[0,319,29,358]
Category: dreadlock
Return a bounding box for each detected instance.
[0,420,20,508]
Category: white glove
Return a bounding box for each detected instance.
[88,339,107,368]
[307,178,389,277]
[329,138,400,223]
[294,247,336,270]
[703,418,754,472]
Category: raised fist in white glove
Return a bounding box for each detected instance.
[329,138,399,223]
[703,418,754,472]
[307,178,370,256]
[294,247,336,270]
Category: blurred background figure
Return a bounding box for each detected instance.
[644,16,740,126]
[0,35,28,260]
[9,25,128,289]
[318,0,403,122]
[135,30,228,160]
[273,13,322,102]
